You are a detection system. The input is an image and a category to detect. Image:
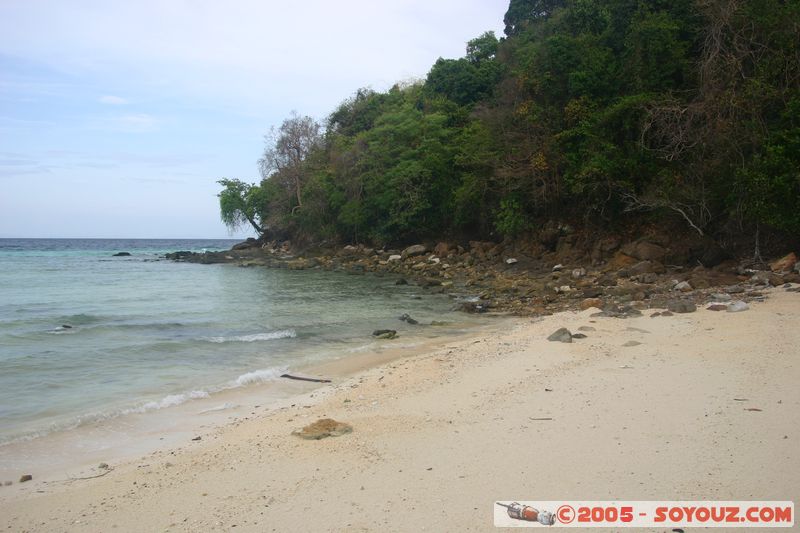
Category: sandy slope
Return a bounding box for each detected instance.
[1,289,798,532]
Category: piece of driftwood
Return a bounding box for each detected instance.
[280,373,331,383]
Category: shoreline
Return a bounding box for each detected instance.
[1,286,797,531]
[0,315,508,488]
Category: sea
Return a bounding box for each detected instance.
[0,238,482,461]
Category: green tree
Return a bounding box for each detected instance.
[217,178,266,235]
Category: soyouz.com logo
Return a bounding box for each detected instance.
[493,501,794,528]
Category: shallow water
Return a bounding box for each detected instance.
[0,239,477,446]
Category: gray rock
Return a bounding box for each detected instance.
[547,328,573,343]
[571,333,587,339]
[727,301,749,313]
[401,245,428,259]
[398,313,419,325]
[19,474,32,483]
[667,300,696,313]
[505,257,518,265]
[710,293,732,302]
[673,281,692,292]
[725,285,746,294]
[571,268,586,279]
[623,340,642,347]
[552,264,564,272]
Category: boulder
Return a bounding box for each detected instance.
[727,301,749,313]
[673,281,692,292]
[667,300,696,313]
[770,252,798,273]
[401,244,428,259]
[580,298,603,310]
[398,313,419,325]
[231,238,258,251]
[622,240,667,261]
[547,327,573,343]
[433,242,451,257]
[372,329,397,339]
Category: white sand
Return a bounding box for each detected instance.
[1,289,798,532]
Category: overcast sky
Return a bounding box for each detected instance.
[0,0,508,239]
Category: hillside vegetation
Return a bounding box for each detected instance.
[219,0,800,257]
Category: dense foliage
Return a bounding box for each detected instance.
[220,0,800,249]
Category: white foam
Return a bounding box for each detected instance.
[137,390,210,412]
[233,367,285,387]
[205,329,296,343]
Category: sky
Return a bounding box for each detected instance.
[0,0,508,239]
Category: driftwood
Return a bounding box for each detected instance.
[280,373,331,383]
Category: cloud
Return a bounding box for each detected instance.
[88,113,159,133]
[99,94,128,105]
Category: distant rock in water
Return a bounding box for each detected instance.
[372,329,397,339]
[112,252,131,257]
[61,324,72,329]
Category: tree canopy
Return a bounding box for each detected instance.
[219,0,800,251]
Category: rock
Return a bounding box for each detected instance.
[667,300,696,313]
[582,287,603,298]
[660,311,674,316]
[623,340,642,347]
[433,242,451,256]
[292,418,353,440]
[688,276,710,290]
[673,281,692,292]
[633,272,658,284]
[622,240,667,261]
[770,252,798,273]
[571,267,586,278]
[578,326,596,332]
[98,462,109,470]
[401,244,428,259]
[19,474,32,483]
[725,285,746,294]
[231,238,258,251]
[727,301,749,313]
[372,329,397,339]
[3,481,11,486]
[571,333,587,339]
[552,264,564,272]
[112,252,131,257]
[453,301,489,313]
[388,254,402,262]
[707,304,728,311]
[61,324,72,329]
[395,278,408,285]
[580,298,603,310]
[547,327,573,343]
[629,260,664,275]
[505,257,518,265]
[398,313,419,325]
[710,293,732,302]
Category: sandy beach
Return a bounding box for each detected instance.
[1,288,798,532]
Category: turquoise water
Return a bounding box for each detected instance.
[0,239,471,445]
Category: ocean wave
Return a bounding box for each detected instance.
[205,329,296,343]
[233,367,286,386]
[135,390,210,412]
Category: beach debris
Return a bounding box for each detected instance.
[398,313,419,325]
[667,300,696,313]
[727,300,749,313]
[547,327,573,343]
[733,398,749,401]
[19,474,32,483]
[372,329,397,339]
[622,341,642,347]
[292,418,353,440]
[544,388,553,392]
[745,408,763,412]
[280,374,332,383]
[191,436,201,441]
[529,417,553,421]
